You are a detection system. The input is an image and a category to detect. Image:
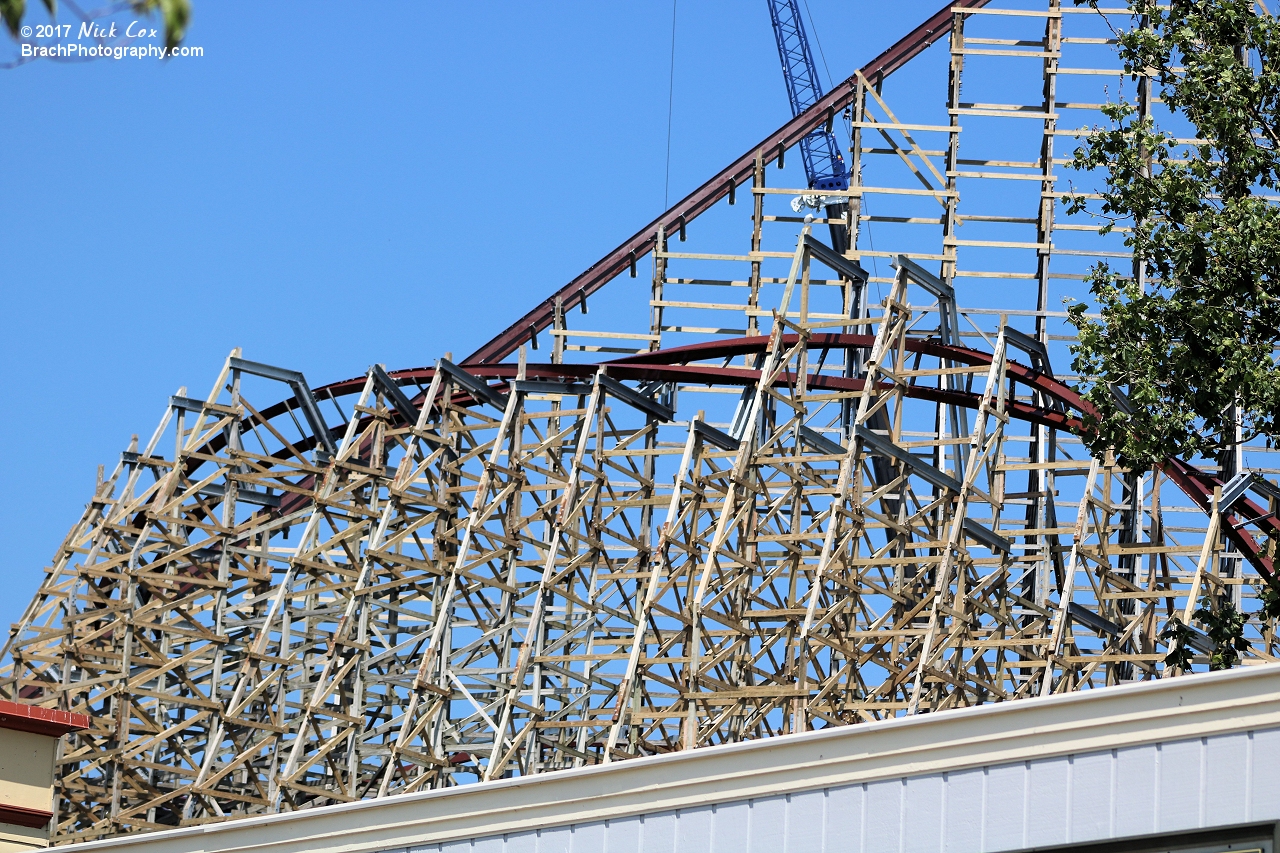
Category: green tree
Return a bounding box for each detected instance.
[1065,0,1280,469]
[2,0,189,51]
[1197,595,1250,670]
[1160,593,1252,671]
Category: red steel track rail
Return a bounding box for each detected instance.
[461,0,991,366]
[239,333,1278,579]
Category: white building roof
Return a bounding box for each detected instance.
[56,665,1280,853]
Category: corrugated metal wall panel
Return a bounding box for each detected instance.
[678,807,714,853]
[1069,750,1112,841]
[784,792,823,853]
[984,762,1027,849]
[1027,758,1067,845]
[905,774,944,850]
[641,811,676,853]
[748,796,786,853]
[1208,733,1252,826]
[1253,729,1280,821]
[474,834,504,853]
[713,802,750,853]
[1113,744,1157,839]
[942,768,983,852]
[606,817,641,853]
[824,776,864,850]
[1156,736,1203,833]
[411,726,1279,853]
[864,779,902,850]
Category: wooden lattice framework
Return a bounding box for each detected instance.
[4,0,1280,842]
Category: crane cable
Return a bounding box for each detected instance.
[664,0,678,210]
[802,0,834,90]
[801,0,881,291]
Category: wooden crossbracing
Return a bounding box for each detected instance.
[3,0,1280,842]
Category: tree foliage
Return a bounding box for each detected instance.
[2,0,189,51]
[1160,593,1252,671]
[1197,595,1250,670]
[1066,0,1280,468]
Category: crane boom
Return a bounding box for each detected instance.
[766,0,848,191]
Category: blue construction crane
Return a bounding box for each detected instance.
[766,0,849,192]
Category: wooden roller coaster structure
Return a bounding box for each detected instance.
[4,0,1280,842]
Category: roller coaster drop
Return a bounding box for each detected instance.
[5,0,1280,842]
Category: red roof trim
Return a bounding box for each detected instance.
[0,803,52,829]
[0,700,90,737]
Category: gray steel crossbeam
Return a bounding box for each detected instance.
[438,358,510,411]
[1249,473,1280,503]
[893,253,953,300]
[854,424,962,494]
[511,380,595,396]
[196,482,281,508]
[1219,471,1255,511]
[803,234,868,284]
[1002,327,1052,375]
[169,395,209,412]
[962,518,1012,555]
[228,357,304,385]
[119,450,166,471]
[694,420,738,451]
[597,375,675,422]
[1184,625,1215,654]
[798,425,845,457]
[370,365,421,426]
[1067,602,1120,637]
[230,357,337,456]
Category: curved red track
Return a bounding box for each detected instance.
[243,333,1277,580]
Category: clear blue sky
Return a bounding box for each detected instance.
[0,1,942,633]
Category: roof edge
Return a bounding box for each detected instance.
[0,700,90,738]
[0,803,53,830]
